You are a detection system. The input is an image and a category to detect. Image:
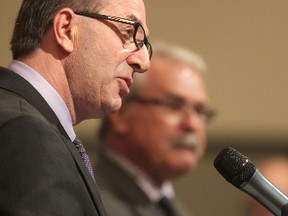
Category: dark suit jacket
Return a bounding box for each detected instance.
[0,67,106,216]
[94,152,191,216]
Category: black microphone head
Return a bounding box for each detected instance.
[214,147,256,188]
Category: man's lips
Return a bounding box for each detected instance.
[117,77,132,96]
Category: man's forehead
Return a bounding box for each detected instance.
[100,0,145,18]
[100,0,147,29]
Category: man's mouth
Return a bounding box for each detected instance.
[117,77,132,96]
[171,134,201,155]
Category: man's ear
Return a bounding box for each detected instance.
[53,8,77,53]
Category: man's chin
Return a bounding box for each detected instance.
[169,162,198,178]
[103,98,123,115]
[177,151,200,168]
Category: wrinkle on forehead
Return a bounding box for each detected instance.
[101,0,149,36]
[99,0,148,34]
[100,0,146,20]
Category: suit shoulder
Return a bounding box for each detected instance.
[0,88,45,126]
[98,189,136,216]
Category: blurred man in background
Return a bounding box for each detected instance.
[246,155,288,216]
[94,42,215,216]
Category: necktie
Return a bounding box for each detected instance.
[157,196,177,216]
[73,138,95,182]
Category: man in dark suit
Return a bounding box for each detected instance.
[0,0,151,215]
[95,42,215,216]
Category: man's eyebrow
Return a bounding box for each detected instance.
[162,93,207,105]
[162,93,185,102]
[126,14,141,23]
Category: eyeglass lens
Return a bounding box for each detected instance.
[134,24,152,59]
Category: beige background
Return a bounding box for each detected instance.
[1,1,288,215]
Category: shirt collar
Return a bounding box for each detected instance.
[8,60,76,141]
[105,150,175,202]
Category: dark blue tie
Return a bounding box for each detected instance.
[73,138,95,182]
[157,196,177,216]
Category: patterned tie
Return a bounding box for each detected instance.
[73,137,95,182]
[157,196,177,216]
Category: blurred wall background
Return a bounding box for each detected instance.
[1,1,288,215]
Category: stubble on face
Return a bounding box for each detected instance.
[93,0,148,116]
[64,1,142,121]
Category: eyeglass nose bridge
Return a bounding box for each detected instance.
[124,41,152,62]
[182,104,216,125]
[180,104,207,123]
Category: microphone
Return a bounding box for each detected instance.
[213,147,288,216]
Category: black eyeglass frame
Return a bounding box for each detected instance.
[74,11,152,59]
[127,96,217,124]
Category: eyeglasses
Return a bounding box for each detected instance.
[127,96,216,124]
[74,11,153,59]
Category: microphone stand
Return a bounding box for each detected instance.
[282,203,288,216]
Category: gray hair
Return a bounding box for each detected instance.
[152,41,207,73]
[128,41,208,98]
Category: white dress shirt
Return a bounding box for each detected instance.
[8,60,76,141]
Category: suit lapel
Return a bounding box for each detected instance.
[97,153,161,215]
[0,67,106,216]
[97,154,189,216]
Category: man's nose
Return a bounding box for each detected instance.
[127,46,151,73]
[180,111,205,132]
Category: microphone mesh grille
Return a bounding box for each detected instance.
[214,147,256,188]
